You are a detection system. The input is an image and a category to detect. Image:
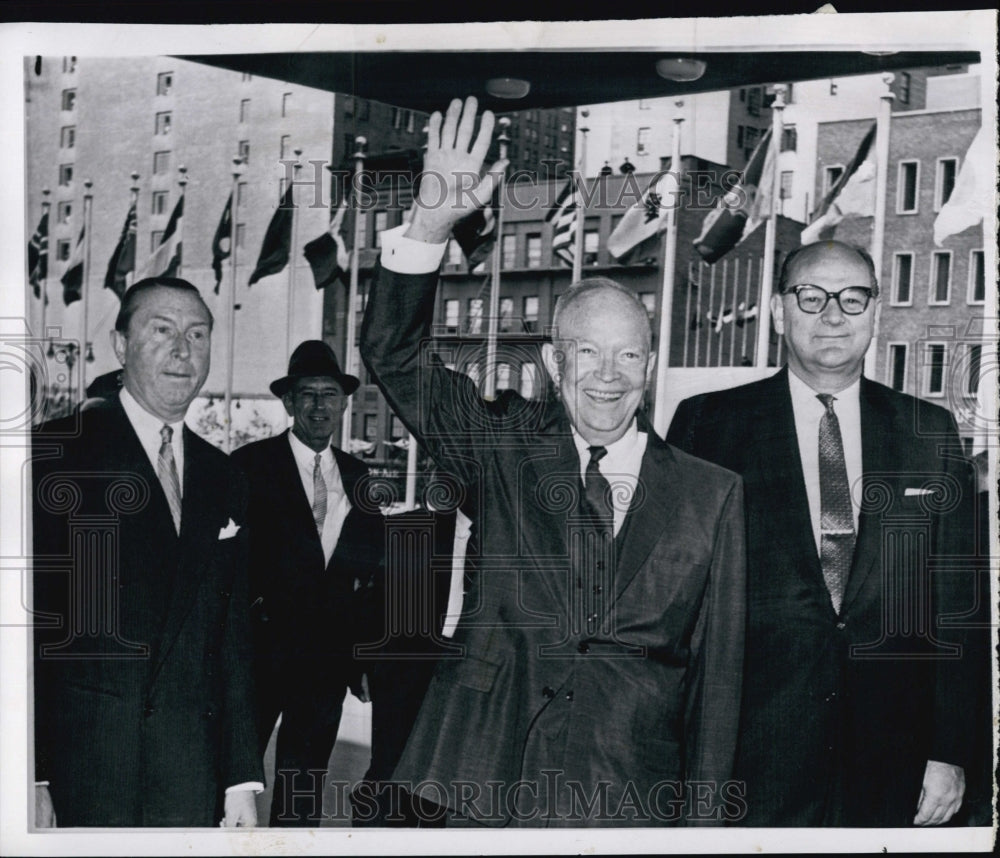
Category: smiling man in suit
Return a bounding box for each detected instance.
[361,96,746,827]
[668,241,978,826]
[232,340,383,826]
[32,277,261,827]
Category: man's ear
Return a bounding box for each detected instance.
[770,293,785,336]
[645,350,656,387]
[281,392,295,419]
[110,329,127,366]
[541,342,562,383]
[872,298,882,339]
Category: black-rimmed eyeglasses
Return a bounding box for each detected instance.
[783,284,875,315]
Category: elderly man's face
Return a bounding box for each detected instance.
[284,376,347,452]
[111,286,211,423]
[772,244,880,391]
[543,289,654,446]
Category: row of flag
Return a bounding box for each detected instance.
[26,121,988,307]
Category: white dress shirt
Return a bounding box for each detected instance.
[119,387,184,492]
[380,223,447,274]
[787,371,863,554]
[571,419,648,537]
[287,430,352,566]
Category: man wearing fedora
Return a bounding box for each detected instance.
[232,340,384,826]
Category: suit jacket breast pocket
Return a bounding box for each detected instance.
[439,653,502,693]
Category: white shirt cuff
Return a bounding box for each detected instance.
[226,781,264,794]
[379,224,447,274]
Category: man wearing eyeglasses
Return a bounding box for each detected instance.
[668,241,977,827]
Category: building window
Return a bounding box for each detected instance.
[781,125,797,152]
[639,292,656,318]
[780,171,794,201]
[406,111,416,133]
[736,125,744,149]
[829,80,838,96]
[520,362,538,399]
[363,414,377,442]
[343,133,356,160]
[891,253,913,305]
[59,125,75,148]
[355,212,367,249]
[241,72,252,82]
[934,157,958,211]
[968,250,985,304]
[523,295,539,331]
[56,201,72,224]
[746,87,762,116]
[282,92,292,117]
[56,239,71,261]
[151,191,169,215]
[239,98,250,123]
[739,88,746,102]
[445,239,463,267]
[62,56,77,74]
[236,181,247,209]
[823,165,844,197]
[584,229,599,266]
[502,234,517,269]
[154,111,172,136]
[499,297,514,332]
[153,150,171,175]
[237,140,250,164]
[636,127,651,156]
[923,343,946,397]
[495,363,512,391]
[638,98,651,110]
[444,299,460,332]
[374,211,388,248]
[930,251,951,304]
[743,126,759,158]
[899,71,911,106]
[58,163,73,186]
[526,234,542,268]
[887,343,908,392]
[964,344,982,397]
[343,96,354,116]
[235,223,246,248]
[392,108,403,129]
[467,298,483,335]
[61,88,76,111]
[357,99,369,120]
[389,415,406,441]
[897,161,919,213]
[156,72,173,96]
[150,230,163,252]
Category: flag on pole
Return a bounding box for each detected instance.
[452,188,500,268]
[304,197,352,290]
[136,195,183,280]
[693,127,774,263]
[800,123,876,245]
[607,171,678,261]
[60,224,85,306]
[104,202,137,301]
[249,185,294,286]
[211,193,233,295]
[28,211,48,302]
[544,180,579,267]
[934,125,991,245]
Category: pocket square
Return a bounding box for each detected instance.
[218,519,241,539]
[904,487,935,497]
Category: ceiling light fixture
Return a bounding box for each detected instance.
[485,77,531,99]
[654,58,707,83]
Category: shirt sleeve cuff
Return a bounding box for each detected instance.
[379,224,447,274]
[226,781,265,794]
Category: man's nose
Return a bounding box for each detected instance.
[170,332,191,357]
[595,353,619,380]
[820,296,846,324]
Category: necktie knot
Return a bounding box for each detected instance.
[587,445,608,466]
[816,393,837,415]
[160,423,173,444]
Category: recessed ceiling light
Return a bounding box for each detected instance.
[655,58,707,82]
[485,77,531,99]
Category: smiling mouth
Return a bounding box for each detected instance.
[584,390,625,403]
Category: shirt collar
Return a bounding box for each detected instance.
[287,428,333,468]
[119,386,184,446]
[571,416,640,459]
[787,369,861,411]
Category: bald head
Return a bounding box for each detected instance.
[552,278,652,350]
[779,241,879,298]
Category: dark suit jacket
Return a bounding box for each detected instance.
[231,432,383,692]
[667,368,978,826]
[32,396,261,827]
[361,265,747,827]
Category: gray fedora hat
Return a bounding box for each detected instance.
[269,340,360,397]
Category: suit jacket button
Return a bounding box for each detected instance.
[836,621,846,630]
[143,705,154,718]
[542,686,555,699]
[592,585,603,595]
[564,690,574,701]
[577,642,590,654]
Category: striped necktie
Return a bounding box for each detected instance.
[583,445,613,533]
[817,394,855,614]
[312,453,328,536]
[157,424,182,533]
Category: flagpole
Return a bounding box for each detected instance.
[865,73,895,378]
[341,136,366,449]
[224,158,244,454]
[572,111,588,283]
[651,102,684,438]
[753,85,785,371]
[80,179,94,400]
[175,165,187,276]
[39,187,50,341]
[483,117,511,401]
[285,148,302,364]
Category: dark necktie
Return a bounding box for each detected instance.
[583,445,614,533]
[817,394,854,614]
[312,453,327,536]
[157,424,182,534]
